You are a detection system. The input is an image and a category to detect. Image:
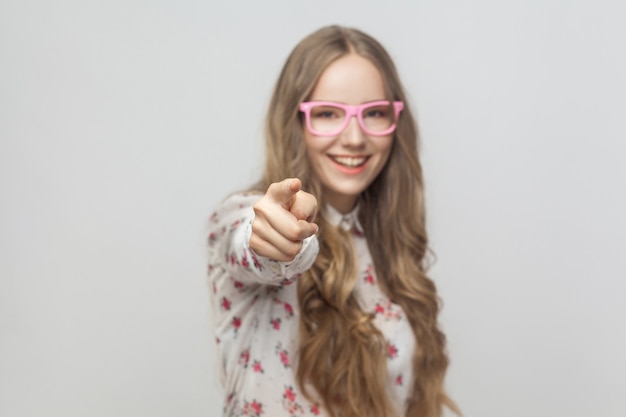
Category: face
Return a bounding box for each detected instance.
[303,53,394,213]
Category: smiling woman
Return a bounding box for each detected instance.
[207,25,459,417]
[301,53,397,213]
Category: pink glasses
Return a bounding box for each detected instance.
[299,100,404,136]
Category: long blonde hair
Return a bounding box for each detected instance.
[256,25,458,417]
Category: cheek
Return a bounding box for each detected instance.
[302,136,326,180]
[378,138,394,164]
[303,134,331,163]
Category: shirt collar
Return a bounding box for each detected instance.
[324,204,364,234]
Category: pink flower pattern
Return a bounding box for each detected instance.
[280,350,291,368]
[232,316,242,331]
[396,374,403,386]
[373,298,403,321]
[242,399,264,416]
[252,360,264,373]
[284,385,296,402]
[241,253,250,269]
[239,349,250,368]
[364,264,375,285]
[282,385,304,416]
[275,343,291,368]
[271,318,281,330]
[387,342,399,359]
[283,302,294,317]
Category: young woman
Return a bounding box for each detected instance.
[207,25,458,417]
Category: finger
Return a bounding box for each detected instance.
[290,191,318,222]
[262,206,317,241]
[250,234,294,261]
[256,241,302,262]
[296,219,319,238]
[254,195,313,241]
[252,212,311,247]
[250,223,304,262]
[266,178,302,209]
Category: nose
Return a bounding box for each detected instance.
[340,115,366,146]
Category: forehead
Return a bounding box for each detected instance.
[308,53,386,104]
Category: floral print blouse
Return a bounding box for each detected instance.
[207,193,415,417]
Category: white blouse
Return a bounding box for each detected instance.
[207,192,415,417]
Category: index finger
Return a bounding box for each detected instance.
[267,178,302,209]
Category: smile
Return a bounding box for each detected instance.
[329,155,369,168]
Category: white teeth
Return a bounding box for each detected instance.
[331,156,367,167]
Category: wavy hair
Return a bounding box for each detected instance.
[255,25,459,417]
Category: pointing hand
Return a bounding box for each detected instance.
[250,178,318,262]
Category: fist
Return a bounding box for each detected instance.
[250,178,318,262]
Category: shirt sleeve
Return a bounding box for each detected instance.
[207,192,319,286]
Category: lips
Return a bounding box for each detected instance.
[328,155,369,168]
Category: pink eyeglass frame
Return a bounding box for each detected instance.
[299,100,404,136]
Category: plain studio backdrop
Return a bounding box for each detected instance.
[1,1,625,416]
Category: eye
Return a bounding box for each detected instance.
[311,106,342,119]
[365,109,385,118]
[363,105,389,118]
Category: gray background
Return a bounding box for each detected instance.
[1,1,625,416]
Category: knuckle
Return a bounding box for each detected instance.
[253,201,270,218]
[249,235,262,254]
[285,243,302,260]
[285,223,303,241]
[291,208,305,221]
[269,180,286,195]
[250,220,261,236]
